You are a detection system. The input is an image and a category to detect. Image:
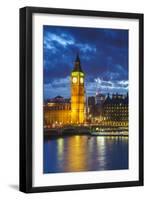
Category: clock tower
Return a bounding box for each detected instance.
[71,54,85,124]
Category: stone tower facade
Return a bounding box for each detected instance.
[71,54,85,124]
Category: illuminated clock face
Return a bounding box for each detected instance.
[72,77,77,83]
[80,77,84,84]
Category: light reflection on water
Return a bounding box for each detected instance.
[44,135,128,173]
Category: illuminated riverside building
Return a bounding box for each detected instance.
[44,54,85,126]
[86,93,128,126]
[44,97,71,126]
[102,93,128,126]
[95,93,106,104]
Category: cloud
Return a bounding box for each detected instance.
[44,75,128,99]
[44,76,71,99]
[92,78,128,94]
[44,32,75,49]
[76,43,96,53]
[43,25,128,99]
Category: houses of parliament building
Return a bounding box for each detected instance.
[44,54,128,127]
[44,54,86,126]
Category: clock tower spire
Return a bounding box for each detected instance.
[72,53,83,72]
[71,53,85,124]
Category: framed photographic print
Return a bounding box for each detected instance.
[19,7,144,193]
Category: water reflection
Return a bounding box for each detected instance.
[44,135,128,173]
[66,136,88,171]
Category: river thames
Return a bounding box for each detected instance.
[43,135,128,173]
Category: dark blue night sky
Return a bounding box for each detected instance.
[43,25,128,100]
